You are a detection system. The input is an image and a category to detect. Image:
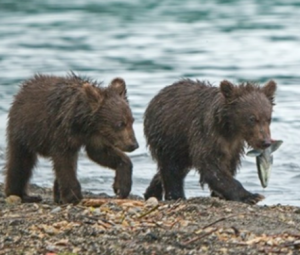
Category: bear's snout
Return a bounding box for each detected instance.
[125,141,139,152]
[261,139,272,149]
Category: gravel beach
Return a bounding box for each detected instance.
[0,183,300,255]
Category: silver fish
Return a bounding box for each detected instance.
[246,140,283,188]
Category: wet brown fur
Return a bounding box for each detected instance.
[4,73,138,204]
[144,79,276,204]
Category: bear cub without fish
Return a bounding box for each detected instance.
[144,79,276,204]
[4,73,138,204]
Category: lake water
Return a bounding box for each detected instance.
[0,0,299,206]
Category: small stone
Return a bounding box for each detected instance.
[5,195,22,205]
[294,209,300,214]
[127,207,141,215]
[247,206,255,212]
[294,240,300,248]
[119,232,131,240]
[45,245,56,252]
[224,207,232,213]
[166,246,174,251]
[145,197,159,207]
[42,225,59,235]
[50,207,62,214]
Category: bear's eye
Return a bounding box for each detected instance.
[248,115,257,125]
[116,121,126,129]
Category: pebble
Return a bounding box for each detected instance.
[5,195,22,204]
[50,207,62,214]
[145,197,159,207]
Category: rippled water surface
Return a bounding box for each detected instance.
[0,0,299,206]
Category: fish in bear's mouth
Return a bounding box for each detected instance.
[246,140,283,188]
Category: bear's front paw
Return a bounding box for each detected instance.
[22,194,43,203]
[113,178,131,199]
[61,191,83,204]
[241,193,265,205]
[60,181,83,204]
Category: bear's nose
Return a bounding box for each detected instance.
[262,140,271,149]
[127,142,139,152]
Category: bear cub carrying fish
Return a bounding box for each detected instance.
[144,79,277,204]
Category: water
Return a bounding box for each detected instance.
[0,0,299,206]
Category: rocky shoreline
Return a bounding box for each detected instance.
[0,183,300,255]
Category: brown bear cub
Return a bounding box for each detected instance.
[4,73,139,204]
[144,79,276,204]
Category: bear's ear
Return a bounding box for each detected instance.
[262,80,276,104]
[220,80,235,100]
[109,78,127,99]
[83,83,103,109]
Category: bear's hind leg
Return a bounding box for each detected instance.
[5,143,41,203]
[52,154,82,204]
[144,172,163,200]
[160,162,188,201]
